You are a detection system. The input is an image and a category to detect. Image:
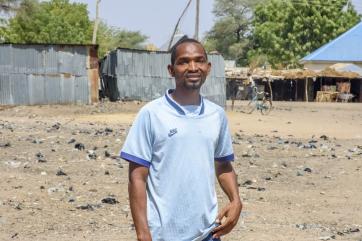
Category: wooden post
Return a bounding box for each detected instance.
[194,0,200,40]
[305,78,309,102]
[268,78,273,101]
[320,77,322,90]
[92,0,101,44]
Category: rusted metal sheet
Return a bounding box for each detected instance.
[0,44,99,106]
[100,48,226,107]
[87,45,99,103]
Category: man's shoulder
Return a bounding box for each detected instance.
[138,96,165,115]
[203,98,225,115]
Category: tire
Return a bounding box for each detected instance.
[260,98,272,115]
[244,100,256,114]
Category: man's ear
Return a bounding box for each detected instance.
[207,62,211,75]
[168,64,175,77]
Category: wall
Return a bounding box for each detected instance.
[0,44,98,105]
[101,49,226,107]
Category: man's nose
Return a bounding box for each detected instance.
[189,61,197,71]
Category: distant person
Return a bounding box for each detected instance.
[229,79,239,111]
[246,73,255,100]
[120,37,242,241]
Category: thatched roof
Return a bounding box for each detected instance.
[318,67,360,78]
[270,69,316,79]
[225,64,362,81]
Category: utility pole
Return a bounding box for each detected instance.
[92,0,101,44]
[168,0,193,50]
[194,0,200,40]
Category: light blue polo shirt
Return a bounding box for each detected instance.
[120,89,234,241]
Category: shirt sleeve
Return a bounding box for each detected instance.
[120,108,153,168]
[214,111,234,162]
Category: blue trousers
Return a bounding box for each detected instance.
[202,232,221,241]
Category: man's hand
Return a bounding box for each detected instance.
[137,232,152,241]
[212,200,242,238]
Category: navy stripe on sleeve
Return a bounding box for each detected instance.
[120,152,151,168]
[215,153,234,162]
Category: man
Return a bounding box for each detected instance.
[120,38,242,241]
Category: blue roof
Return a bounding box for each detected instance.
[302,21,362,62]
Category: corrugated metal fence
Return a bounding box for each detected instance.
[100,48,226,107]
[0,44,97,105]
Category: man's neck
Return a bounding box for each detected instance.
[171,88,200,106]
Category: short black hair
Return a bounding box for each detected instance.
[170,36,208,65]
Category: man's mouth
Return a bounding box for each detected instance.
[186,74,201,81]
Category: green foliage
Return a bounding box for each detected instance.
[251,0,361,68]
[4,0,92,44]
[1,0,20,42]
[97,21,148,57]
[204,0,264,65]
[1,0,148,55]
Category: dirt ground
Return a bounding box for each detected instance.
[0,100,361,241]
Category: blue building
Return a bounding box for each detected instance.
[301,22,362,102]
[301,21,362,71]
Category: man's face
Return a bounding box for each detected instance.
[168,42,211,91]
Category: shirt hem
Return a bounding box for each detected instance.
[215,153,234,162]
[120,151,150,168]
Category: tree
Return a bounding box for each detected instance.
[4,0,92,44]
[2,0,148,56]
[97,21,148,57]
[251,0,361,68]
[0,0,20,18]
[0,0,19,40]
[204,0,264,65]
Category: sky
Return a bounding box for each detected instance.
[71,0,215,47]
[71,0,362,48]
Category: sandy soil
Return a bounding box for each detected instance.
[0,100,361,241]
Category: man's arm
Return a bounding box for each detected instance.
[128,162,152,241]
[212,161,242,239]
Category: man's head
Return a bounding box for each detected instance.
[168,37,211,91]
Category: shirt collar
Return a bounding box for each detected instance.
[164,89,205,116]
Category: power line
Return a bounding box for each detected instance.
[168,0,193,51]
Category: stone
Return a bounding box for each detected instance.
[87,150,97,160]
[318,235,335,240]
[68,138,76,144]
[104,150,111,157]
[5,161,21,168]
[36,152,47,163]
[101,197,119,205]
[242,180,253,186]
[74,143,85,151]
[297,171,304,176]
[0,142,11,148]
[105,127,113,133]
[76,204,100,211]
[56,169,67,176]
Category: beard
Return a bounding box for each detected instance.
[183,78,205,90]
